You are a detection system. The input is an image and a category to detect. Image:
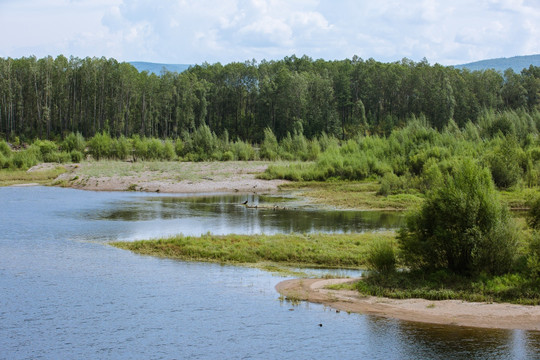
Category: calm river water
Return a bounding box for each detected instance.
[0,186,538,359]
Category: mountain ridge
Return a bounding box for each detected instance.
[454,54,540,73]
[129,54,540,74]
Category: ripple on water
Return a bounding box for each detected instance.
[0,186,538,360]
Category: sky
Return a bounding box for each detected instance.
[0,0,539,66]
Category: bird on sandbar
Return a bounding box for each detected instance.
[242,200,248,205]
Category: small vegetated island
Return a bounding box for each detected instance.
[1,55,540,329]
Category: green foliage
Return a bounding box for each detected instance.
[0,152,8,169]
[189,124,219,161]
[111,136,131,160]
[0,141,11,157]
[231,140,255,161]
[34,140,58,157]
[357,270,540,305]
[398,159,517,276]
[62,132,86,153]
[2,55,540,145]
[146,138,165,160]
[366,240,397,274]
[174,139,184,158]
[527,232,540,279]
[132,135,147,161]
[162,140,176,160]
[11,147,40,169]
[377,172,407,196]
[87,132,112,160]
[70,150,84,163]
[527,196,540,230]
[260,128,279,161]
[486,136,523,189]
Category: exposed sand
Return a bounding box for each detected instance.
[276,278,540,331]
[53,161,289,194]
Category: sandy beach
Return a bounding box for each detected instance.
[276,278,540,331]
[48,161,289,193]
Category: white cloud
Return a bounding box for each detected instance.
[0,0,539,65]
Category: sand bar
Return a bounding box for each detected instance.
[276,278,540,331]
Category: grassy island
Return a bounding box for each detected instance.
[110,232,395,269]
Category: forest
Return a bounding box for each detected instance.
[1,55,539,143]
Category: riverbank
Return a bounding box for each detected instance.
[2,161,535,211]
[52,160,289,194]
[276,278,540,331]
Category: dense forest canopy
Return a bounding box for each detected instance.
[1,55,539,142]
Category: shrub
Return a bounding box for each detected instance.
[87,132,112,160]
[527,232,540,279]
[62,132,86,152]
[366,240,397,274]
[221,150,234,161]
[306,139,321,161]
[0,152,9,168]
[259,128,279,160]
[132,135,147,161]
[398,159,517,276]
[34,140,58,157]
[174,139,184,157]
[11,147,40,169]
[486,136,523,189]
[377,172,406,196]
[191,124,218,159]
[70,150,84,162]
[162,140,175,160]
[231,140,255,161]
[111,136,131,160]
[0,140,11,157]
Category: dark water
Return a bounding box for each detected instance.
[0,186,538,360]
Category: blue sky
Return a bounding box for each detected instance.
[1,0,539,65]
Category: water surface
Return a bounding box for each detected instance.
[0,186,538,360]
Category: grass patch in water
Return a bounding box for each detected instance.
[280,181,424,210]
[111,232,396,269]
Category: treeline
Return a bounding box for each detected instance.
[262,110,540,191]
[1,55,539,142]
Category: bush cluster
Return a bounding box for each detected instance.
[398,159,517,276]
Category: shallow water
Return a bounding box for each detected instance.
[0,186,538,360]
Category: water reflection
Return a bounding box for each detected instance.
[362,316,539,360]
[84,194,404,235]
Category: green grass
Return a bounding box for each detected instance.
[0,167,66,186]
[110,232,396,268]
[354,271,540,305]
[500,187,540,210]
[280,181,424,210]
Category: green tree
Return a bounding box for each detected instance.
[398,159,517,275]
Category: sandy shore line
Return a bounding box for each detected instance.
[276,278,540,331]
[49,161,289,194]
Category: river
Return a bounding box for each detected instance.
[0,186,538,359]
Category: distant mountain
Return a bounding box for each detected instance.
[454,54,540,73]
[129,62,191,74]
